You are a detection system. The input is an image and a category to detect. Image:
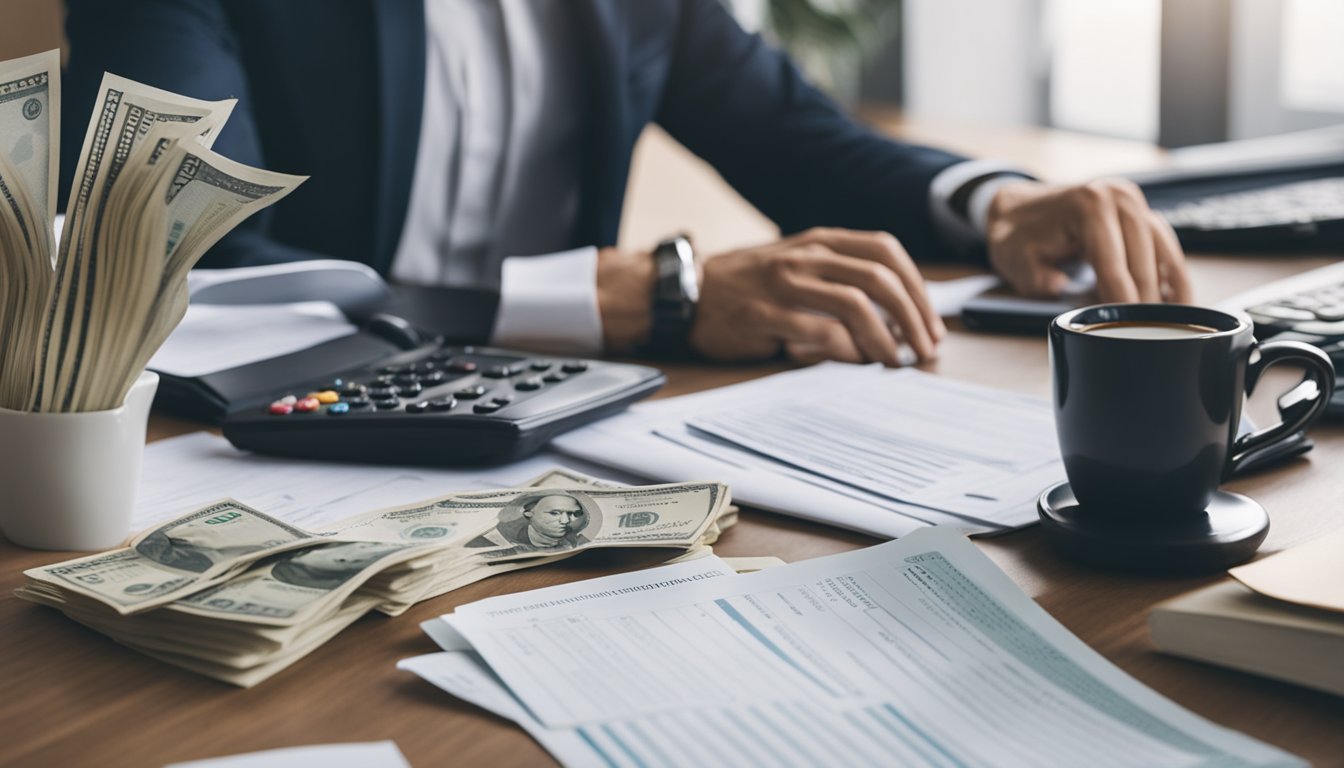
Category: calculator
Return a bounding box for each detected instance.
[221,342,664,465]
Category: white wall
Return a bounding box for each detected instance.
[902,0,1048,127]
[1047,0,1161,142]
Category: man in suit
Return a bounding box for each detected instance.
[62,0,1192,365]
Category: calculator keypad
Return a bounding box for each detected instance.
[264,347,586,418]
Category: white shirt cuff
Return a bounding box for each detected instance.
[490,247,603,355]
[927,159,1032,252]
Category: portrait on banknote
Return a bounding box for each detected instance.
[269,541,407,590]
[465,491,598,554]
[135,522,282,574]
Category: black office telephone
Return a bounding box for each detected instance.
[154,262,664,465]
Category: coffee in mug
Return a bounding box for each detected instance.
[1076,321,1217,340]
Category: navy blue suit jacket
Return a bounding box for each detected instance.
[61,0,969,276]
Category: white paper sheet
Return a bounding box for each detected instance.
[686,367,1062,525]
[926,274,1002,317]
[147,301,357,377]
[134,432,629,531]
[419,555,738,652]
[416,528,1303,768]
[555,363,1059,536]
[162,741,410,768]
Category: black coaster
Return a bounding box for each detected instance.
[1037,481,1269,573]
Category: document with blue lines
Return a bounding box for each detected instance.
[423,527,1302,768]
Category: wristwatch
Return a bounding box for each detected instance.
[646,234,700,356]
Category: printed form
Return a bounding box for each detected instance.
[405,528,1303,768]
[685,368,1063,523]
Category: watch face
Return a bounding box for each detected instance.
[679,264,700,303]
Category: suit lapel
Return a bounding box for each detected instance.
[371,0,427,274]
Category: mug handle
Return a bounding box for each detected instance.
[1227,339,1336,477]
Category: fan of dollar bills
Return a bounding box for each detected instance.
[0,50,304,413]
[17,470,738,687]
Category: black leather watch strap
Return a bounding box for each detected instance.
[645,235,699,356]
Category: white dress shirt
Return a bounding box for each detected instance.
[393,0,599,353]
[393,0,1017,355]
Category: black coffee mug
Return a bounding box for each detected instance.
[1049,304,1335,517]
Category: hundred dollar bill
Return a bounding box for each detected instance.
[0,49,59,252]
[75,139,305,410]
[454,482,729,561]
[34,73,235,412]
[525,468,740,542]
[167,539,441,627]
[524,468,626,489]
[21,499,318,614]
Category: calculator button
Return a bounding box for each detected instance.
[400,383,423,396]
[268,402,293,416]
[422,370,447,384]
[542,372,568,384]
[447,360,477,373]
[428,397,457,411]
[327,402,351,415]
[313,390,340,404]
[482,366,512,378]
[515,378,543,391]
[373,375,396,385]
[379,364,407,375]
[529,360,552,371]
[278,394,298,406]
[455,385,488,399]
[491,396,513,405]
[373,398,401,410]
[344,397,371,409]
[395,373,420,385]
[561,361,589,373]
[1251,304,1314,322]
[405,401,429,414]
[367,386,399,399]
[295,397,321,413]
[341,383,367,396]
[473,402,503,414]
[1313,305,1344,322]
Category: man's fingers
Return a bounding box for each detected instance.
[1071,186,1140,303]
[806,253,937,361]
[1116,199,1162,302]
[766,313,865,365]
[774,271,903,366]
[793,228,946,340]
[1151,213,1194,303]
[1000,248,1073,297]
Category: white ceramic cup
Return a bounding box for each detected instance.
[0,371,159,550]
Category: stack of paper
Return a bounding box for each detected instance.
[554,363,1065,538]
[402,527,1303,767]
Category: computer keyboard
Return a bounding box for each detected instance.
[1237,262,1344,418]
[1142,168,1344,251]
[1158,177,1344,231]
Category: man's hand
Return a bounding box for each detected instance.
[598,228,945,365]
[985,179,1193,304]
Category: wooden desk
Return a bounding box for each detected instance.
[4,122,1344,767]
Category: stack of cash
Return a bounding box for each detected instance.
[16,471,736,686]
[0,50,303,412]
